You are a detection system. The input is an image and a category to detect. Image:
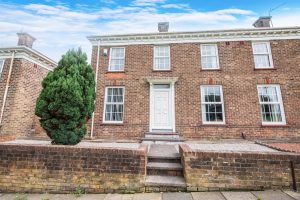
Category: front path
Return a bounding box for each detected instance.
[1,190,299,200]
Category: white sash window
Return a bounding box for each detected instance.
[201,85,225,124]
[103,87,125,123]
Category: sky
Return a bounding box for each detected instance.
[0,0,300,62]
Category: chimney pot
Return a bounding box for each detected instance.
[253,16,272,28]
[158,22,169,32]
[17,32,36,48]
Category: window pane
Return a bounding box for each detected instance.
[201,45,217,56]
[261,104,282,122]
[254,55,270,68]
[253,43,268,54]
[202,56,218,69]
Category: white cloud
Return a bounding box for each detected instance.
[0,2,299,63]
[132,0,166,7]
[161,4,190,10]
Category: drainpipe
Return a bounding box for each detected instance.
[90,40,100,138]
[0,51,15,125]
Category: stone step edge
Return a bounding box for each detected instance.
[145,132,180,135]
[141,137,185,142]
[147,154,181,160]
[147,162,183,170]
[145,175,186,187]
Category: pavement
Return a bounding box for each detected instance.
[1,191,299,200]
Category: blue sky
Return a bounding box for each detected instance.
[1,0,300,62]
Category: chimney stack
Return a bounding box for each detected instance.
[17,32,36,48]
[158,22,169,32]
[253,16,272,28]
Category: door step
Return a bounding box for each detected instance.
[142,132,185,143]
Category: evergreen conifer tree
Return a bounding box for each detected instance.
[35,49,95,145]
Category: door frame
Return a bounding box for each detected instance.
[147,77,178,132]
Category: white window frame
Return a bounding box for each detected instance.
[108,47,125,72]
[153,45,171,70]
[200,85,225,124]
[257,85,286,125]
[103,86,125,124]
[252,41,274,69]
[200,44,220,70]
[0,59,4,74]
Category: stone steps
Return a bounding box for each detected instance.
[145,144,186,190]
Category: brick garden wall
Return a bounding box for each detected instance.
[180,144,300,191]
[0,143,147,193]
[90,39,300,140]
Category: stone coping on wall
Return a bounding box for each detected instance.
[180,143,299,156]
[2,139,143,150]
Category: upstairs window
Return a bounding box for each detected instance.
[0,59,4,74]
[252,42,274,69]
[201,44,219,69]
[154,46,170,70]
[103,87,125,123]
[257,85,286,125]
[109,47,125,71]
[201,85,225,124]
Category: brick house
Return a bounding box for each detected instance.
[0,33,56,140]
[87,19,300,141]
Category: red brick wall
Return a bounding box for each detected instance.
[0,58,49,137]
[180,144,300,191]
[90,39,300,140]
[0,143,147,193]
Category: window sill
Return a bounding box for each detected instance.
[200,68,221,71]
[105,71,126,74]
[261,124,289,127]
[254,68,276,71]
[200,123,227,127]
[152,69,172,72]
[101,122,124,126]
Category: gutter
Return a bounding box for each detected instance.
[90,40,100,138]
[0,51,15,125]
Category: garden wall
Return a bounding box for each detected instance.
[0,143,147,193]
[180,144,300,191]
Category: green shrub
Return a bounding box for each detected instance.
[35,49,95,145]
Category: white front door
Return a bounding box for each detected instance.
[150,84,173,132]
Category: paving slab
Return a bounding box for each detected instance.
[148,144,179,158]
[252,190,296,200]
[78,194,107,200]
[188,143,278,152]
[0,193,77,200]
[221,192,257,200]
[162,193,193,200]
[191,192,225,200]
[284,191,300,200]
[104,194,134,200]
[133,193,162,200]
